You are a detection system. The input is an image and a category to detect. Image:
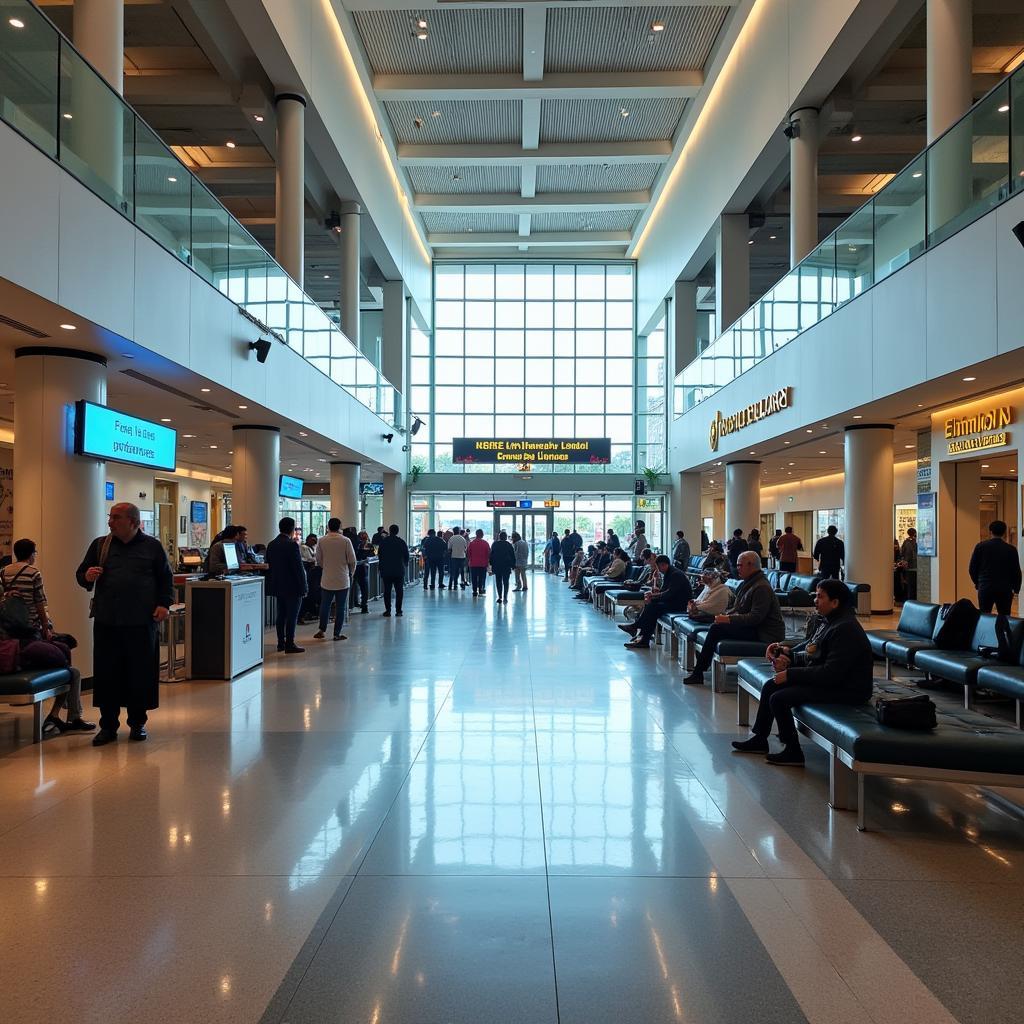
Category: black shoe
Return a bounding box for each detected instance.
[42,715,70,735]
[766,743,805,766]
[65,717,96,732]
[360,607,368,614]
[624,639,650,649]
[682,671,705,685]
[396,610,403,616]
[92,730,118,747]
[731,736,770,753]
[617,623,638,635]
[333,633,347,641]
[285,644,305,654]
[277,643,285,652]
[129,726,148,742]
[383,610,391,616]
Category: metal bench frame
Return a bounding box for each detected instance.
[736,673,1024,831]
[2,681,72,743]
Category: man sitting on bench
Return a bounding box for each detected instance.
[621,555,692,649]
[731,578,874,766]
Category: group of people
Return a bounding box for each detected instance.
[418,527,530,603]
[696,524,846,579]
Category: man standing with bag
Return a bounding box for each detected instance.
[76,503,173,745]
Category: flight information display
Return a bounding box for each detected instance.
[454,437,611,465]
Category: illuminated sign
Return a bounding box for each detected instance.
[278,474,304,499]
[486,500,537,509]
[454,437,611,465]
[360,481,385,495]
[543,500,561,508]
[75,401,176,471]
[709,387,791,451]
[944,405,1012,455]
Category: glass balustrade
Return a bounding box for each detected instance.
[0,0,398,424]
[675,62,1024,417]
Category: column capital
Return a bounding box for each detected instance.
[725,459,761,466]
[15,346,107,365]
[232,424,280,433]
[340,201,362,216]
[274,92,307,107]
[844,423,894,432]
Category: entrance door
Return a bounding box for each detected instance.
[492,510,553,568]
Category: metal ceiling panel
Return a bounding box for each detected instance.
[545,6,730,74]
[530,210,642,233]
[421,212,519,234]
[536,163,660,194]
[385,100,521,144]
[353,9,521,76]
[541,98,687,144]
[408,166,521,194]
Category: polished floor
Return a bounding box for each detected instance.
[1,575,1023,1023]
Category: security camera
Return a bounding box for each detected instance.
[410,416,424,436]
[382,433,394,443]
[782,120,800,140]
[248,338,272,363]
[402,444,410,452]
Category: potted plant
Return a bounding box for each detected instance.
[410,463,422,484]
[642,466,663,490]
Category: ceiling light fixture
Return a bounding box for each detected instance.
[238,405,248,410]
[818,450,826,455]
[651,20,664,32]
[254,114,264,122]
[183,434,195,438]
[209,444,218,449]
[431,110,441,118]
[167,176,177,183]
[620,108,630,118]
[160,418,172,423]
[747,239,754,245]
[783,441,790,445]
[962,376,976,382]
[59,323,76,330]
[62,112,72,120]
[998,104,1010,113]
[415,17,427,28]
[769,234,777,240]
[299,431,308,437]
[982,463,990,468]
[200,387,211,392]
[8,18,25,29]
[225,140,236,149]
[853,414,862,419]
[912,171,923,179]
[415,30,428,40]
[851,134,862,142]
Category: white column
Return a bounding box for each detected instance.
[788,106,819,267]
[339,202,361,347]
[844,425,894,613]
[73,0,124,94]
[381,281,407,398]
[383,471,408,537]
[927,0,973,143]
[330,461,360,528]
[232,426,280,548]
[725,461,761,540]
[715,214,750,332]
[672,280,697,375]
[677,470,702,551]
[15,348,107,675]
[274,93,306,287]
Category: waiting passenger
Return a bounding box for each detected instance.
[511,532,530,592]
[568,545,592,587]
[731,578,874,765]
[776,526,803,572]
[627,521,649,561]
[899,528,918,601]
[768,529,782,567]
[812,525,845,580]
[700,541,728,575]
[606,527,620,552]
[206,524,241,576]
[545,532,561,574]
[421,528,447,590]
[448,527,469,589]
[314,518,356,641]
[577,548,628,605]
[727,528,748,573]
[490,531,516,604]
[686,569,731,621]
[746,529,763,559]
[377,524,410,616]
[621,555,693,649]
[560,529,577,581]
[969,520,1021,615]
[265,517,307,654]
[348,528,372,614]
[467,529,491,597]
[683,551,785,685]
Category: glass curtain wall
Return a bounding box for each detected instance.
[411,263,638,474]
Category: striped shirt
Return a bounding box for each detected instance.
[1,562,46,629]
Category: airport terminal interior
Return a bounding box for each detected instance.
[2,0,1024,1021]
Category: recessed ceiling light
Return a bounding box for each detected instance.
[917,403,923,408]
[209,444,218,449]
[62,112,72,120]
[254,114,264,122]
[201,387,211,392]
[805,429,813,433]
[749,451,756,455]
[962,376,976,382]
[853,414,862,419]
[851,134,862,142]
[183,434,195,438]
[904,444,914,449]
[167,176,177,182]
[769,234,777,240]
[783,441,790,445]
[982,463,990,468]
[788,462,795,466]
[238,405,247,409]
[818,450,826,455]
[415,30,427,40]
[748,239,754,245]
[59,323,76,330]
[160,418,172,423]
[431,110,441,118]
[415,17,427,28]
[651,20,665,32]
[912,171,922,179]
[998,104,1010,113]
[620,108,630,118]
[323,274,329,279]
[8,18,25,29]
[225,140,236,148]
[228,450,233,455]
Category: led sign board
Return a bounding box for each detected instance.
[709,387,791,451]
[486,500,538,509]
[360,481,385,496]
[278,474,304,499]
[75,401,177,471]
[454,437,611,465]
[944,405,1012,455]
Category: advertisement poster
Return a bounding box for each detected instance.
[894,504,917,542]
[916,493,936,556]
[190,500,209,547]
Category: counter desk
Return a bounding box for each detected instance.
[186,575,265,680]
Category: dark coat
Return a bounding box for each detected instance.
[560,535,576,557]
[728,571,786,642]
[651,566,692,612]
[812,534,845,572]
[377,534,410,577]
[265,534,307,598]
[727,536,748,568]
[786,606,873,700]
[76,532,173,626]
[421,535,447,562]
[490,539,516,572]
[968,537,1022,593]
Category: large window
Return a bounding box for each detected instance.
[412,263,637,474]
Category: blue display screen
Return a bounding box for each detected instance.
[75,401,177,472]
[190,501,208,524]
[518,500,533,508]
[279,474,304,499]
[360,481,384,495]
[105,481,115,501]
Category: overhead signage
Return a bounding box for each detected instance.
[278,474,304,499]
[944,405,1012,455]
[454,437,611,465]
[360,481,385,495]
[709,387,792,452]
[75,401,177,472]
[543,500,560,508]
[486,500,536,509]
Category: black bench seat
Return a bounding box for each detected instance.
[0,668,72,743]
[735,659,1024,830]
[866,601,941,676]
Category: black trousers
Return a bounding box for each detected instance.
[426,560,445,587]
[753,680,867,744]
[470,566,487,593]
[383,574,404,612]
[494,569,511,599]
[693,623,759,672]
[276,594,301,646]
[818,565,841,580]
[978,586,1013,615]
[634,601,667,641]
[779,560,797,572]
[352,563,369,609]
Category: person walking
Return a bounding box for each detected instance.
[448,527,469,589]
[545,531,561,575]
[776,526,802,572]
[969,520,1021,614]
[812,525,845,580]
[512,531,530,591]
[467,529,491,596]
[76,503,173,745]
[490,531,516,604]
[746,529,763,559]
[671,530,691,569]
[377,524,410,616]
[314,518,356,640]
[900,528,918,602]
[559,529,576,581]
[265,517,307,654]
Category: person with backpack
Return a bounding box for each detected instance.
[2,538,93,735]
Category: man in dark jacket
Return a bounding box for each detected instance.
[76,503,173,744]
[622,556,692,648]
[560,530,577,580]
[732,579,873,765]
[726,528,748,574]
[684,552,785,684]
[489,530,516,603]
[266,517,307,654]
[812,525,845,580]
[671,530,691,569]
[421,529,447,590]
[969,519,1022,614]
[377,524,410,616]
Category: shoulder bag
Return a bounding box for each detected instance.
[875,693,937,730]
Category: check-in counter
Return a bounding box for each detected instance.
[186,576,265,679]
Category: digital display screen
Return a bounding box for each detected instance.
[190,501,208,524]
[279,474,304,499]
[360,481,385,495]
[105,481,115,501]
[454,437,611,465]
[75,401,177,472]
[486,500,537,509]
[222,542,240,572]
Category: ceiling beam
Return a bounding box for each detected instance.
[374,71,703,101]
[124,70,237,106]
[415,192,650,213]
[399,142,672,167]
[429,231,632,248]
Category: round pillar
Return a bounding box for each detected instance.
[232,426,280,548]
[844,425,894,613]
[15,347,107,675]
[382,471,408,537]
[725,461,761,543]
[927,0,973,143]
[274,93,306,287]
[789,106,819,267]
[330,461,360,529]
[339,201,361,348]
[73,0,124,94]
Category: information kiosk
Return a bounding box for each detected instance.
[185,568,264,680]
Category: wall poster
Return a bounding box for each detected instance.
[894,504,917,542]
[916,493,936,556]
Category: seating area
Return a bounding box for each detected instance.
[0,668,72,744]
